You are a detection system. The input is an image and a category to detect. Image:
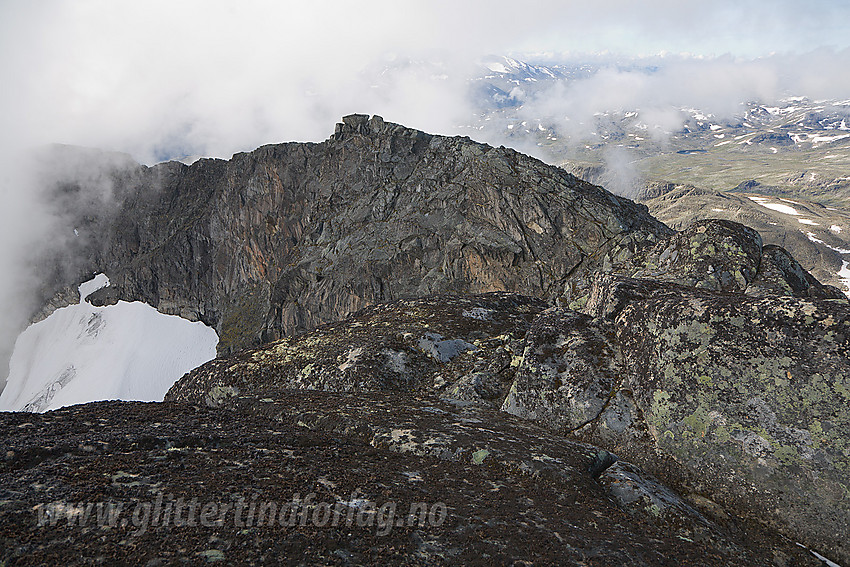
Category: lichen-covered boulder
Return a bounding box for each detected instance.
[747,244,846,299]
[166,293,545,405]
[607,219,845,300]
[617,219,764,292]
[500,308,639,444]
[502,268,850,562]
[612,280,850,563]
[507,271,850,563]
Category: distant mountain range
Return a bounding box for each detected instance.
[465,55,850,295]
[468,56,850,180]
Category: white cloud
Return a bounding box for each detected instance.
[0,0,849,387]
[2,1,849,160]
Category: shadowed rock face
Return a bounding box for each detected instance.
[33,114,669,356]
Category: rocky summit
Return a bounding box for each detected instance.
[4,115,850,566]
[31,113,668,356]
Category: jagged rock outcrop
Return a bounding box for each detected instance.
[32,114,669,355]
[634,183,850,295]
[593,276,850,562]
[506,220,850,563]
[166,293,546,406]
[597,218,845,299]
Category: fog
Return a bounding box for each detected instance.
[1,0,849,388]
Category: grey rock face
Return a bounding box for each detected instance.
[504,271,850,564]
[500,308,626,435]
[608,279,850,564]
[34,115,669,356]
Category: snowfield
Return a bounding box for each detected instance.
[840,261,850,297]
[747,196,800,216]
[805,233,850,298]
[0,275,218,412]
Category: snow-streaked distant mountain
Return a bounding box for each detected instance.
[479,55,566,81]
[0,274,218,412]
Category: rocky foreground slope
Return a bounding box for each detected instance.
[167,219,850,565]
[4,116,850,565]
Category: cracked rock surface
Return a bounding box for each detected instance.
[0,395,819,566]
[30,114,669,356]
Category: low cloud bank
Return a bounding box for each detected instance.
[1,1,848,388]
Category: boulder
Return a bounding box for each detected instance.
[505,271,850,563]
[167,293,546,405]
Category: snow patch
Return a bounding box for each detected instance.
[798,218,820,226]
[830,225,842,233]
[485,61,510,74]
[747,196,800,216]
[810,133,850,144]
[839,261,850,298]
[805,232,825,245]
[0,274,218,412]
[805,234,850,297]
[78,273,110,302]
[797,541,844,567]
[805,232,850,254]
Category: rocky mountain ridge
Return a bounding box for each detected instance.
[4,115,850,565]
[32,114,669,356]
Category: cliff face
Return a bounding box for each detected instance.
[35,114,669,355]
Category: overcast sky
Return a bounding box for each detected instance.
[1,0,849,164]
[0,0,849,385]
